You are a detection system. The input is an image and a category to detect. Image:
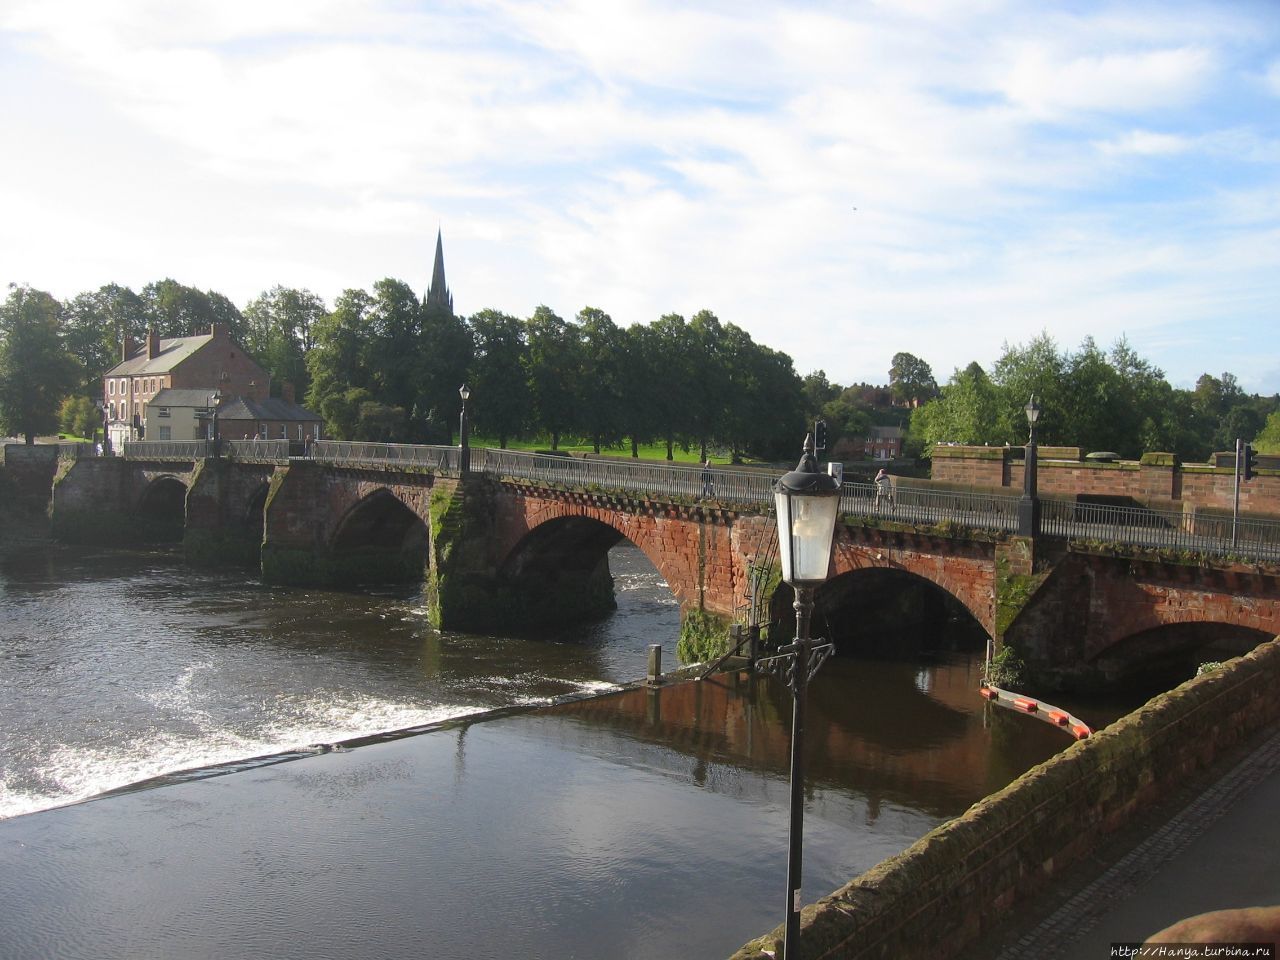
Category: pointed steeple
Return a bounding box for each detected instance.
[424,228,453,314]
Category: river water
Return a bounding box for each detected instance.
[0,541,1106,958]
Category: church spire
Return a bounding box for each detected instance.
[424,228,453,314]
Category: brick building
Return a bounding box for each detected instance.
[104,325,321,450]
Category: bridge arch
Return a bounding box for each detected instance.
[1090,621,1274,693]
[495,512,681,629]
[329,487,429,584]
[134,475,189,542]
[770,565,989,659]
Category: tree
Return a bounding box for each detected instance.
[687,310,732,461]
[889,352,938,408]
[306,289,376,433]
[647,313,696,459]
[575,307,626,453]
[523,305,581,450]
[140,279,244,339]
[366,278,423,438]
[990,333,1066,444]
[243,286,325,400]
[417,291,473,445]
[1254,410,1280,455]
[0,286,79,443]
[58,395,99,439]
[466,309,528,448]
[801,370,841,423]
[62,284,148,392]
[911,361,1001,448]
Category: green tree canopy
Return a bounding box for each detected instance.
[0,286,80,443]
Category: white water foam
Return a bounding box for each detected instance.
[0,697,481,821]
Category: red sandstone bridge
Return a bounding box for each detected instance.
[110,438,1280,562]
[47,438,1280,691]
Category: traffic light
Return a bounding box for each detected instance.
[814,418,828,452]
[1243,443,1257,481]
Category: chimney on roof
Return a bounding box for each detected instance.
[122,335,136,362]
[209,323,224,337]
[281,382,295,405]
[147,329,160,360]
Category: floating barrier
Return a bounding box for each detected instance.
[980,684,1094,740]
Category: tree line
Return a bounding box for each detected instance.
[0,279,811,461]
[909,333,1280,462]
[2,279,1276,461]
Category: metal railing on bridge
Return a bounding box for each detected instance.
[1041,498,1280,563]
[121,437,1280,563]
[122,439,292,463]
[311,440,461,471]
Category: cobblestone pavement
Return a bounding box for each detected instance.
[968,724,1280,960]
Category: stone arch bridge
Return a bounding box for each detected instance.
[49,441,1279,690]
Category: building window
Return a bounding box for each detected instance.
[157,407,170,418]
[133,380,139,394]
[108,380,115,396]
[258,424,268,439]
[156,426,171,441]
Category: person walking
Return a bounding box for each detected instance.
[875,468,893,509]
[701,459,714,498]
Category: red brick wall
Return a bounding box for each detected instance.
[934,447,1280,515]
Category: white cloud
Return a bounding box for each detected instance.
[0,0,1277,396]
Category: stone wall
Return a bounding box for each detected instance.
[931,446,1280,516]
[731,638,1280,960]
[1,444,60,502]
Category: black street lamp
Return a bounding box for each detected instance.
[209,390,221,457]
[1018,394,1041,536]
[458,384,471,474]
[773,432,841,959]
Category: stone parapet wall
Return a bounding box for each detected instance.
[0,444,61,501]
[932,446,1280,515]
[731,638,1280,960]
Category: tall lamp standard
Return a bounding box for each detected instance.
[773,432,841,959]
[209,390,221,458]
[458,384,471,474]
[1017,394,1041,537]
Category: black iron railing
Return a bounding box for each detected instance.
[120,439,1279,562]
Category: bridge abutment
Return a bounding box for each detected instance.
[50,457,139,544]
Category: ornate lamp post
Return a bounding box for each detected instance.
[773,432,841,959]
[458,384,471,474]
[1017,394,1041,537]
[209,390,221,457]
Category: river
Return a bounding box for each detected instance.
[0,541,1110,958]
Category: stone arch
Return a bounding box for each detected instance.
[770,565,990,658]
[495,511,682,629]
[134,475,189,542]
[1089,621,1274,693]
[329,487,429,584]
[829,536,996,636]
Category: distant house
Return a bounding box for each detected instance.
[104,324,321,450]
[864,425,904,461]
[214,384,324,443]
[143,389,220,442]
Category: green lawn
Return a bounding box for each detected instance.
[471,436,742,465]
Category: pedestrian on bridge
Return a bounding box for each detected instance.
[875,468,893,509]
[701,459,714,498]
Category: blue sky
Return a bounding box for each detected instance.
[2,0,1278,395]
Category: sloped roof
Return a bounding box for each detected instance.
[151,388,220,408]
[105,334,215,376]
[217,396,323,422]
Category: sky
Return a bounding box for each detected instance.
[2,0,1278,395]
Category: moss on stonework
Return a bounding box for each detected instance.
[994,555,1045,638]
[677,609,732,665]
